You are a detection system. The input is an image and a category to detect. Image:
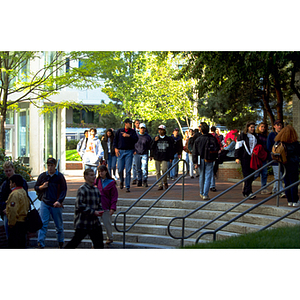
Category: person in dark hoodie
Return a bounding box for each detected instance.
[150,125,174,191]
[113,118,138,192]
[34,157,67,248]
[170,128,183,180]
[134,123,152,187]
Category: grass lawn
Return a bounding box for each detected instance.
[66,149,82,161]
[183,225,300,249]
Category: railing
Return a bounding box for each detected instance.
[196,180,300,243]
[167,160,289,247]
[114,159,188,248]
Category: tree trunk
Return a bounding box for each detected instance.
[272,65,284,122]
[0,108,6,151]
[262,77,275,127]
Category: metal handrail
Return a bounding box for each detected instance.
[114,159,188,248]
[196,179,300,243]
[167,160,287,247]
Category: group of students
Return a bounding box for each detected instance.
[0,158,117,249]
[76,119,185,193]
[235,120,300,206]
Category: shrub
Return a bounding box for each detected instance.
[66,139,79,150]
[0,148,33,184]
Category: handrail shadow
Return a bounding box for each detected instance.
[114,159,188,248]
[167,160,292,247]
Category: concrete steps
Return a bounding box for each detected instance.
[28,197,300,249]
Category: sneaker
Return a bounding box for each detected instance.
[200,194,203,199]
[288,202,293,207]
[36,243,44,249]
[261,188,271,195]
[249,193,256,199]
[164,183,169,189]
[171,177,175,181]
[106,239,113,245]
[132,179,137,185]
[203,196,210,200]
[58,242,64,249]
[292,202,300,207]
[120,182,124,189]
[158,186,163,191]
[143,180,148,187]
[137,181,142,187]
[210,187,217,192]
[190,176,194,179]
[280,192,286,198]
[126,188,130,193]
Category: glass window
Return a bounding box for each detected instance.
[6,111,14,125]
[5,128,12,152]
[18,110,29,157]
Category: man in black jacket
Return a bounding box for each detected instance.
[134,123,152,187]
[170,128,183,180]
[192,122,220,200]
[150,125,174,191]
[113,118,138,192]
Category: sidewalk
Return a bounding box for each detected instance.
[63,170,292,208]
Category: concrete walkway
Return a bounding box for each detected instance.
[62,169,293,208]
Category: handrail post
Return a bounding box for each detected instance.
[181,218,185,248]
[123,213,126,249]
[182,160,185,201]
[277,162,281,207]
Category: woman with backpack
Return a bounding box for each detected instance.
[274,125,300,207]
[95,165,118,244]
[235,121,259,199]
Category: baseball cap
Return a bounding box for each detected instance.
[140,123,146,128]
[158,125,166,130]
[47,157,57,165]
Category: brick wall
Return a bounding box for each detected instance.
[218,161,243,181]
[66,162,83,170]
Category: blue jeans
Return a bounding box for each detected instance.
[38,201,64,248]
[272,165,284,193]
[134,154,149,182]
[210,161,216,188]
[107,153,117,177]
[199,159,213,197]
[170,153,179,178]
[117,149,134,189]
[254,160,268,187]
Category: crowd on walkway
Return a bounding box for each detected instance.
[0,118,299,249]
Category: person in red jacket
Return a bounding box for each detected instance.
[95,165,118,245]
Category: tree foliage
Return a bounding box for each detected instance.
[178,51,300,129]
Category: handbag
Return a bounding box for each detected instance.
[26,196,43,233]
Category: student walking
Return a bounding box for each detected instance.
[95,165,118,245]
[34,157,67,249]
[65,168,104,249]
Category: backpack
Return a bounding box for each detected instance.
[271,141,287,164]
[204,135,220,162]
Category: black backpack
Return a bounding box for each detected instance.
[204,135,220,162]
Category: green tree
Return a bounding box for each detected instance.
[178,51,300,128]
[0,51,110,150]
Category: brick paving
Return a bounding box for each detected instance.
[63,170,293,208]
